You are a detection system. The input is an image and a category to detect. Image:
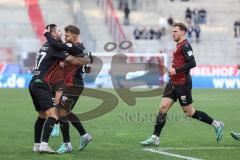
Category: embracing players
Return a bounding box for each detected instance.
[29,24,90,153]
[43,25,93,153]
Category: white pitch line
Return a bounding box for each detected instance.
[143,148,203,160]
[155,146,240,150]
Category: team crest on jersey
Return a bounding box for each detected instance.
[66,43,73,47]
[187,51,193,56]
[180,96,187,104]
[52,98,55,105]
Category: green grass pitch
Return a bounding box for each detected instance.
[0,88,240,160]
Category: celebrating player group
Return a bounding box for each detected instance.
[29,22,240,154]
[29,24,92,153]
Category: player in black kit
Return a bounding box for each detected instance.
[29,24,90,153]
[44,25,93,153]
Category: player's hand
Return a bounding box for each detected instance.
[78,56,91,65]
[43,26,50,34]
[168,67,176,75]
[54,90,63,105]
[59,61,65,68]
[65,55,90,65]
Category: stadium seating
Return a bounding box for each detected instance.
[25,0,45,42]
[0,0,36,48]
[78,0,113,52]
[0,0,77,64]
[155,0,240,64]
[38,0,74,26]
[0,0,239,65]
[112,0,240,65]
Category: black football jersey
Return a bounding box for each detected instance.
[32,42,67,80]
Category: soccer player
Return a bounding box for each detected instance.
[44,25,93,153]
[140,23,224,146]
[29,24,89,153]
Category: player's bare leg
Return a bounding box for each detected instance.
[182,104,224,143]
[140,97,174,146]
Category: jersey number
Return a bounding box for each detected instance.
[35,51,46,69]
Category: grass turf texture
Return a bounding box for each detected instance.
[0,88,240,160]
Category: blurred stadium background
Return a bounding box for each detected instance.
[0,0,240,88]
[1,0,240,160]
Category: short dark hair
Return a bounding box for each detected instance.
[45,24,57,33]
[173,23,187,32]
[64,25,80,35]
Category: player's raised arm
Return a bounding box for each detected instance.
[44,32,84,56]
[44,32,67,50]
[43,25,69,51]
[175,44,196,73]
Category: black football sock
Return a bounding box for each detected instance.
[34,117,46,143]
[41,117,57,143]
[192,110,214,125]
[59,116,70,143]
[153,113,167,137]
[67,112,86,136]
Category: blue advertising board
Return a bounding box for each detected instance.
[1,66,240,89]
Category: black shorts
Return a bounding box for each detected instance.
[29,79,55,112]
[62,79,84,110]
[162,80,193,106]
